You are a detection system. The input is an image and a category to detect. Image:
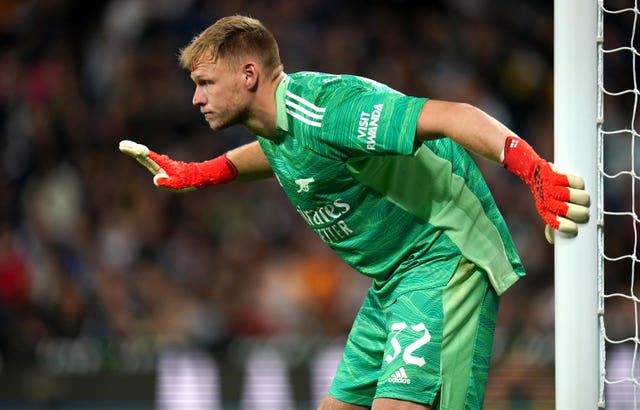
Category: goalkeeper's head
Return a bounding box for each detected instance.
[178,15,283,79]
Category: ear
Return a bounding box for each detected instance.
[242,62,258,90]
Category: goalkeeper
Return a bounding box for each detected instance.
[120,15,590,410]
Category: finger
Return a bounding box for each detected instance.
[119,140,148,157]
[136,155,164,175]
[568,187,591,207]
[545,198,589,223]
[542,197,571,220]
[543,193,589,223]
[153,174,196,193]
[549,163,584,189]
[119,140,164,175]
[556,215,578,237]
[544,224,555,244]
[565,202,590,223]
[153,173,170,187]
[566,173,585,190]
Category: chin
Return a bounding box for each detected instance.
[205,119,222,130]
[208,121,230,131]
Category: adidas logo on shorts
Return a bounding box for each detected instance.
[387,367,411,384]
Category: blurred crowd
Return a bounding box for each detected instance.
[0,0,635,406]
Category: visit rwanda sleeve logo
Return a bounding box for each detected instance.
[357,104,384,151]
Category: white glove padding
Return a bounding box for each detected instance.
[543,173,591,244]
[118,140,195,192]
[119,140,163,175]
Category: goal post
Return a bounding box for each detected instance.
[553,0,601,408]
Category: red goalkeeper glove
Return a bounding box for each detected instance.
[118,140,238,192]
[502,136,590,243]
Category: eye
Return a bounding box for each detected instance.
[195,79,213,87]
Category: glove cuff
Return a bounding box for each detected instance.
[148,152,238,189]
[501,136,543,186]
[196,154,238,187]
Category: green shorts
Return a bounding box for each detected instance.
[328,257,500,408]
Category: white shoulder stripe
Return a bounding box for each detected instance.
[285,99,324,120]
[286,109,322,127]
[286,90,326,113]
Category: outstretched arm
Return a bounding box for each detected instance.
[416,99,590,242]
[416,100,509,162]
[226,141,274,181]
[119,139,273,192]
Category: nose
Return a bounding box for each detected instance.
[192,86,206,106]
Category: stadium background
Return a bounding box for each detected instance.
[0,0,629,408]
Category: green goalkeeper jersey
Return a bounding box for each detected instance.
[257,72,524,305]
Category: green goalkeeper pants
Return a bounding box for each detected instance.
[328,257,500,409]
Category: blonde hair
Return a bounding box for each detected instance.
[179,15,282,74]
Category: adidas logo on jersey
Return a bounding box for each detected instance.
[388,367,411,384]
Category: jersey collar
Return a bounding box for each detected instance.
[275,73,290,134]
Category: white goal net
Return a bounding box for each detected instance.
[599,0,640,408]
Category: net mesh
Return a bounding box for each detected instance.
[599,0,640,408]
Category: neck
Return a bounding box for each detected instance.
[243,70,285,140]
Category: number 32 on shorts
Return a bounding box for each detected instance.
[384,322,431,367]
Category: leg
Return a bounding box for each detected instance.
[317,395,370,410]
[327,288,386,408]
[318,395,432,410]
[438,258,499,408]
[330,285,443,409]
[318,395,434,410]
[372,398,432,409]
[372,258,498,409]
